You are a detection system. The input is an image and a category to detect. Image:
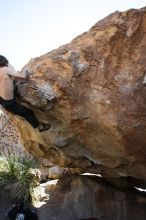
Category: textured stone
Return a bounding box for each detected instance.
[1,8,146,187]
[0,107,25,155]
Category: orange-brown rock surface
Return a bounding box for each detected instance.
[1,8,146,186]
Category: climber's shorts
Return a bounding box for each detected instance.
[0,96,16,111]
[0,96,39,128]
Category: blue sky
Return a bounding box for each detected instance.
[0,0,146,70]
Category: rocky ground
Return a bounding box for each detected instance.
[1,175,146,220]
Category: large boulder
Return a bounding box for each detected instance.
[1,7,146,185]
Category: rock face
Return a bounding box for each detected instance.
[35,176,146,220]
[0,107,25,154]
[1,8,146,185]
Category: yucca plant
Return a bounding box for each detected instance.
[0,152,38,203]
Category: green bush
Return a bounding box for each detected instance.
[0,153,38,203]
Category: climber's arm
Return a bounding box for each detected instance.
[5,64,27,79]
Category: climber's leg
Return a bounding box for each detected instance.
[0,96,39,128]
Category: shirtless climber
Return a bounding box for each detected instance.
[0,55,50,131]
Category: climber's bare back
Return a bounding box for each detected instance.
[0,64,26,100]
[0,70,14,100]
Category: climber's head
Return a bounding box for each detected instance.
[0,55,9,67]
